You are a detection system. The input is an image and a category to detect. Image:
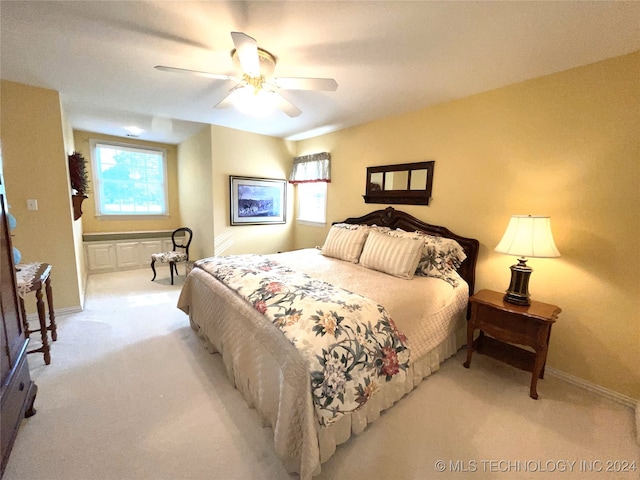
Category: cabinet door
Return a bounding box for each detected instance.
[0,193,27,381]
[115,242,140,268]
[87,244,115,271]
[163,239,174,252]
[139,240,162,267]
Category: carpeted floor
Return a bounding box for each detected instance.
[4,268,639,480]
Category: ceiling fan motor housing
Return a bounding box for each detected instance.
[231,47,276,78]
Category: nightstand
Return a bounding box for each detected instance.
[463,289,561,399]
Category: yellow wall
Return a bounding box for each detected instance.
[177,126,214,260]
[0,80,82,311]
[295,52,640,399]
[210,125,294,256]
[73,131,181,234]
[176,125,295,262]
[60,99,87,308]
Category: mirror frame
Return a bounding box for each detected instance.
[363,161,435,205]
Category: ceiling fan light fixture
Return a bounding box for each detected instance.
[232,86,277,117]
[242,73,267,94]
[124,125,144,136]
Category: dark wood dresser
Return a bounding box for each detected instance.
[0,157,37,477]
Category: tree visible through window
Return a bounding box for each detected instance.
[91,140,168,216]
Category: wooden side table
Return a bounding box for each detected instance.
[16,262,57,365]
[463,289,561,399]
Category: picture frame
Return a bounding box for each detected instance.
[230,176,287,225]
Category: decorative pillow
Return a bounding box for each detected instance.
[379,229,466,286]
[417,234,466,268]
[321,224,370,263]
[359,230,424,279]
[414,234,466,286]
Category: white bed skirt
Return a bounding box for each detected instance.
[180,268,466,479]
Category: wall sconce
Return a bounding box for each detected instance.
[495,215,560,306]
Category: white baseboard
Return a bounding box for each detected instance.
[546,366,637,409]
[25,305,82,323]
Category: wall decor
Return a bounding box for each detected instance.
[363,161,434,205]
[68,151,91,220]
[68,151,90,195]
[230,176,286,225]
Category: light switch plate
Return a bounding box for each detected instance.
[26,199,38,210]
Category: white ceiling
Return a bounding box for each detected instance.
[2,1,639,144]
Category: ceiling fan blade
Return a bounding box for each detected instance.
[213,85,244,109]
[230,31,260,76]
[274,93,302,118]
[155,65,235,81]
[275,77,338,91]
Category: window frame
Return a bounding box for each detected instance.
[296,181,327,227]
[89,139,169,219]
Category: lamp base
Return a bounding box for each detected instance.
[504,258,532,306]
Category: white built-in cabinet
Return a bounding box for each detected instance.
[85,237,174,273]
[86,243,115,271]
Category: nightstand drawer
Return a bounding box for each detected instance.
[474,304,541,347]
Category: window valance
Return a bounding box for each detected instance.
[288,152,331,184]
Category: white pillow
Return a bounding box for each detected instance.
[321,224,370,263]
[359,230,424,279]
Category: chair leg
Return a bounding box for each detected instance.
[170,261,175,285]
[151,260,157,281]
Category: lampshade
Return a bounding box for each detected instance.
[495,215,560,306]
[495,215,560,258]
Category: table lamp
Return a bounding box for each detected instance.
[495,215,560,306]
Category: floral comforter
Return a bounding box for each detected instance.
[195,254,411,427]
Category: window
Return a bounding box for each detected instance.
[90,140,168,216]
[297,182,327,226]
[289,152,330,227]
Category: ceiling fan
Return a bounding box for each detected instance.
[155,31,338,118]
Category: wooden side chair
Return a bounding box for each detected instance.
[150,227,193,285]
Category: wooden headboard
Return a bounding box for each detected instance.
[339,207,480,295]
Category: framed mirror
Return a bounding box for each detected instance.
[363,161,435,205]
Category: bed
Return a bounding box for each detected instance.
[177,207,479,478]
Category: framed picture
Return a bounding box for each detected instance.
[230,176,287,225]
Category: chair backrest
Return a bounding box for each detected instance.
[171,227,193,260]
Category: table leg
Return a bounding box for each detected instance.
[35,287,51,365]
[529,347,549,400]
[463,323,474,368]
[539,325,552,379]
[44,276,57,341]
